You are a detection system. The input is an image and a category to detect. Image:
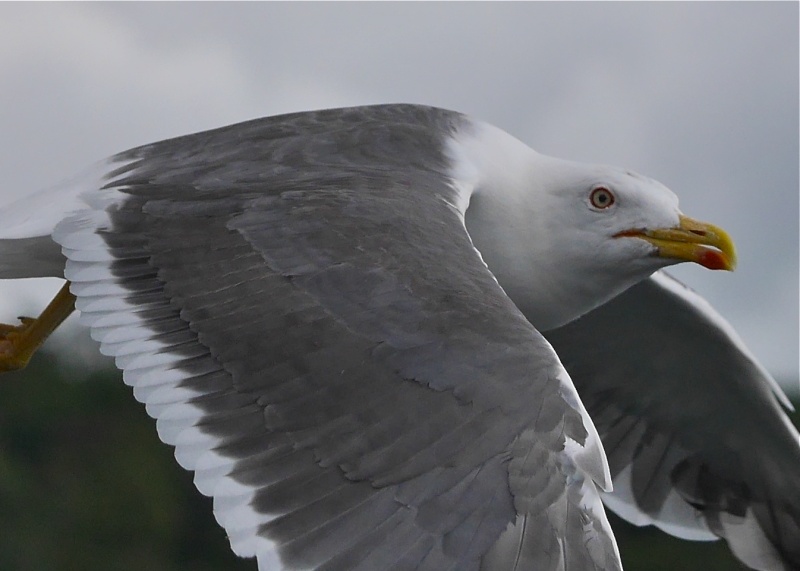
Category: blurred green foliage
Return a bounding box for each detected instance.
[1,351,795,570]
[0,352,251,571]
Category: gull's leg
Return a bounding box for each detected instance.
[0,282,76,372]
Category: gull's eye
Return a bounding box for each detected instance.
[590,187,615,209]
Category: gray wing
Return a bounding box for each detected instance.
[52,105,619,571]
[544,271,800,571]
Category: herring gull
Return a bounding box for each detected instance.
[0,104,797,571]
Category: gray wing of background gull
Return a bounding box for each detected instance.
[50,105,619,571]
[544,271,800,570]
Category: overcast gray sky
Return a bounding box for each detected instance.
[0,2,797,387]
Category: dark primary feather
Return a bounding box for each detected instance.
[67,104,617,570]
[545,273,800,570]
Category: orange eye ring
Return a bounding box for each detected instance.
[590,187,615,209]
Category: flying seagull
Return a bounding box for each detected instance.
[0,104,797,571]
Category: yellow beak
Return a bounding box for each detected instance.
[616,214,737,271]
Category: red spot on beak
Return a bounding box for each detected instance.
[698,249,728,270]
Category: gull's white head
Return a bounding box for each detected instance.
[452,121,735,330]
